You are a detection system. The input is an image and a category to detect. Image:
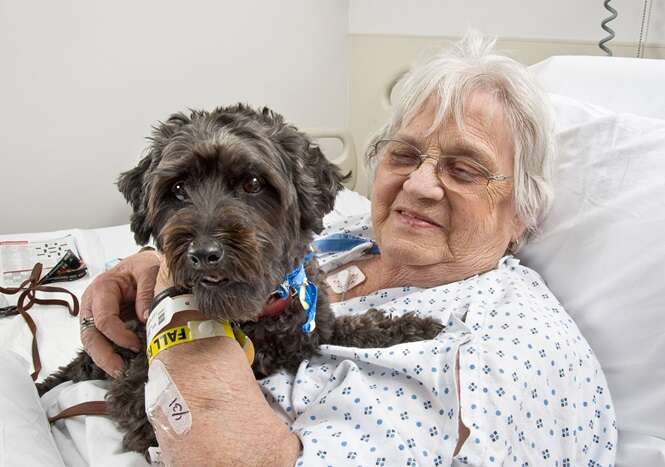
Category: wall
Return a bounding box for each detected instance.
[349,0,665,45]
[0,0,349,233]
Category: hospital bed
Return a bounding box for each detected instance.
[1,54,664,466]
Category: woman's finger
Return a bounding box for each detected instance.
[135,263,160,322]
[93,287,142,352]
[80,326,125,378]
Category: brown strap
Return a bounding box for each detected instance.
[47,400,110,423]
[0,263,80,380]
[0,263,107,424]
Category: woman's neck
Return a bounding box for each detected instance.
[327,253,499,303]
[373,254,497,288]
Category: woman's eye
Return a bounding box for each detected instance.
[242,176,264,194]
[389,152,419,166]
[172,181,187,201]
[446,161,482,182]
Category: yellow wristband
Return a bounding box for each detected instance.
[147,320,255,365]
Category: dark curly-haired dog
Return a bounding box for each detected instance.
[37,104,443,456]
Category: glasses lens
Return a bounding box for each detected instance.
[377,140,421,176]
[438,157,489,195]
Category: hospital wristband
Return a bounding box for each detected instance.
[146,293,198,343]
[150,286,192,313]
[146,320,255,365]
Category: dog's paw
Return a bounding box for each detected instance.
[331,309,444,348]
[390,312,445,342]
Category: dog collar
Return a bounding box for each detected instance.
[266,255,318,333]
[260,293,293,318]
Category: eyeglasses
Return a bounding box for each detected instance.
[371,139,513,195]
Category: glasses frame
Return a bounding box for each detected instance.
[371,138,513,188]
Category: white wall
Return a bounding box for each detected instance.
[349,0,665,45]
[0,0,349,234]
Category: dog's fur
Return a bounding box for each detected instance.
[37,104,443,455]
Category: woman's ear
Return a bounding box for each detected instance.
[512,215,526,241]
[508,214,526,252]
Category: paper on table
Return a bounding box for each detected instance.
[0,235,79,287]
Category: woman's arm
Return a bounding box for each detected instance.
[150,322,300,466]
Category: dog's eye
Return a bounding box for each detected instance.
[242,176,264,194]
[172,181,187,201]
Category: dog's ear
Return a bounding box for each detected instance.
[117,153,153,245]
[301,143,348,233]
[278,128,348,234]
[117,112,190,245]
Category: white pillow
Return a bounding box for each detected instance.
[0,351,66,467]
[529,55,665,120]
[518,94,665,464]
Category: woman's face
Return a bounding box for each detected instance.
[371,91,524,273]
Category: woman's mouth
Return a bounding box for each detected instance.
[395,209,441,229]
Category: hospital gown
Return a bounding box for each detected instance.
[259,212,617,467]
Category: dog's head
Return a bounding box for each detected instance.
[117,104,345,321]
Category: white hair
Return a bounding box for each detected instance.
[367,31,556,245]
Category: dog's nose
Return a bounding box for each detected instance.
[187,239,224,268]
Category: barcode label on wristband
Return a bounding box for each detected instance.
[146,294,198,342]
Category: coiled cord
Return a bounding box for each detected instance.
[599,0,618,56]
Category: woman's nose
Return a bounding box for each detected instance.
[402,159,445,201]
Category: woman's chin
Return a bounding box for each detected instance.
[379,235,450,268]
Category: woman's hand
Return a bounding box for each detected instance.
[153,252,175,296]
[79,249,160,377]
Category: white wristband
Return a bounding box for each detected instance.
[146,294,198,343]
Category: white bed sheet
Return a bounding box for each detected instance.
[0,351,65,467]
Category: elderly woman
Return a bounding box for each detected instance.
[82,34,616,466]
